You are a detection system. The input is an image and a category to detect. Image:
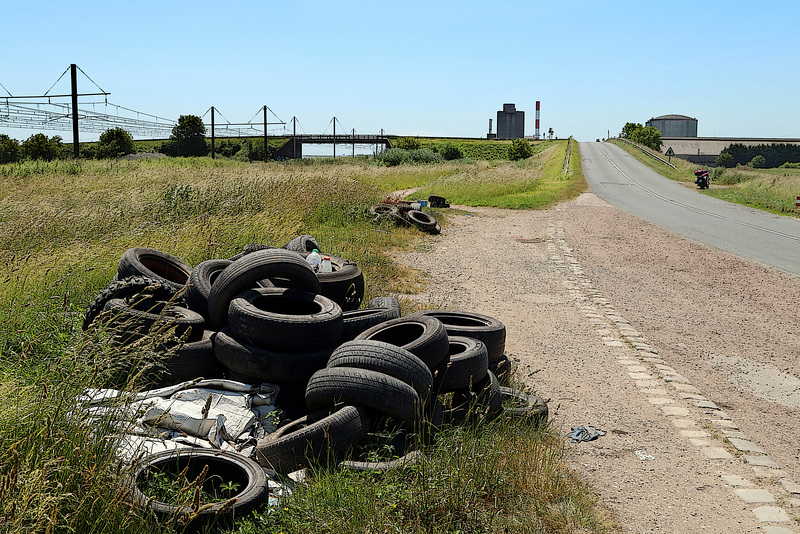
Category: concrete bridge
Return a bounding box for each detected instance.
[277,134,392,159]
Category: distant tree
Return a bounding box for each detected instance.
[749,155,766,168]
[715,152,734,168]
[0,134,21,164]
[21,133,63,161]
[170,115,207,156]
[393,137,421,150]
[508,138,533,160]
[630,126,662,151]
[96,127,136,159]
[621,122,643,138]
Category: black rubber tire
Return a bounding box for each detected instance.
[83,275,180,330]
[327,340,433,400]
[428,195,446,207]
[284,234,321,253]
[431,336,489,395]
[489,354,513,386]
[228,244,278,262]
[405,209,437,231]
[227,287,343,352]
[254,404,369,474]
[297,251,365,311]
[369,203,396,217]
[500,386,549,425]
[305,367,422,429]
[448,370,503,422]
[102,298,205,343]
[214,329,331,382]
[340,306,401,342]
[117,247,192,290]
[368,296,401,312]
[408,310,506,362]
[162,330,219,384]
[183,259,232,321]
[354,315,449,371]
[206,248,321,330]
[129,448,268,529]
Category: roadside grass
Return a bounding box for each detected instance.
[0,150,615,533]
[412,139,587,209]
[608,139,800,216]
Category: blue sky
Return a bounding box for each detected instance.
[1,0,798,143]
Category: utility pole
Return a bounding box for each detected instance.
[70,64,79,158]
[210,106,216,159]
[352,128,355,158]
[292,117,297,159]
[333,117,336,159]
[264,104,268,163]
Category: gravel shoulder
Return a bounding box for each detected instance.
[397,193,800,533]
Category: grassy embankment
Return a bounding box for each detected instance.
[0,140,615,534]
[609,138,800,216]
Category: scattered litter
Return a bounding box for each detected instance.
[634,449,656,461]
[568,425,606,442]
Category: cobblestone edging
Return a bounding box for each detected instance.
[548,219,800,533]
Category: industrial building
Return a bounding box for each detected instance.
[496,103,525,139]
[646,114,698,138]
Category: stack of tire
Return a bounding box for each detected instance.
[369,202,440,234]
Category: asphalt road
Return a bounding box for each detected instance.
[579,141,800,276]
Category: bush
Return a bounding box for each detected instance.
[393,137,421,150]
[716,152,735,168]
[0,134,20,164]
[749,155,766,168]
[21,133,63,161]
[96,128,135,159]
[439,143,463,160]
[508,138,533,160]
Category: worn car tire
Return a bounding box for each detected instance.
[368,296,401,312]
[227,287,343,352]
[354,315,449,371]
[405,209,437,231]
[408,310,506,362]
[206,248,320,330]
[431,336,489,395]
[183,259,231,321]
[117,247,192,291]
[327,340,433,400]
[305,367,421,429]
[254,404,368,474]
[102,298,205,343]
[83,275,180,330]
[161,330,219,384]
[129,448,268,529]
[340,306,401,342]
[214,329,331,383]
[500,386,549,425]
[284,234,321,253]
[489,354,513,386]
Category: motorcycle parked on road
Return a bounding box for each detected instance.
[694,169,710,189]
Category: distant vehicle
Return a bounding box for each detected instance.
[694,169,710,189]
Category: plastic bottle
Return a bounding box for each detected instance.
[306,249,322,269]
[320,255,332,273]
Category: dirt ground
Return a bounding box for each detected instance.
[397,193,800,533]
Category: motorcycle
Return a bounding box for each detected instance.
[694,169,710,189]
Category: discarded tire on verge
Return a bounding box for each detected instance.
[227,287,343,351]
[409,309,506,362]
[254,404,369,474]
[499,386,548,424]
[214,329,332,383]
[305,367,422,429]
[432,336,489,394]
[405,209,437,232]
[83,275,180,330]
[299,252,365,311]
[284,234,321,253]
[129,448,268,529]
[327,340,433,400]
[339,306,401,342]
[183,259,232,322]
[207,248,321,329]
[102,298,205,344]
[354,315,449,371]
[117,247,192,291]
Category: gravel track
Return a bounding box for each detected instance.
[397,193,800,533]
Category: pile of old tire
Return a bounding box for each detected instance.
[369,202,440,234]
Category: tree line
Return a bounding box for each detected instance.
[716,143,800,168]
[619,122,662,151]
